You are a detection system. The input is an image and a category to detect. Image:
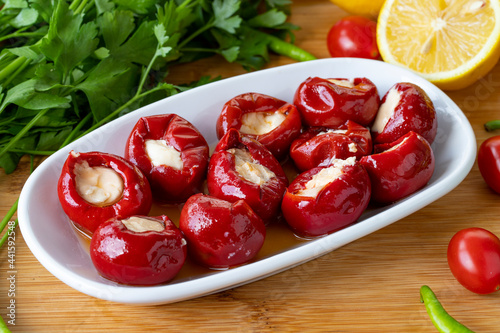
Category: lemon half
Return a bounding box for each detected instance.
[377,0,500,90]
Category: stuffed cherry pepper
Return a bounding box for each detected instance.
[90,215,186,286]
[215,92,302,160]
[289,120,372,172]
[208,129,288,222]
[125,114,209,203]
[58,151,152,234]
[371,82,437,144]
[179,194,266,269]
[282,157,371,238]
[293,77,380,128]
[360,131,435,203]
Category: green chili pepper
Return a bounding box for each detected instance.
[0,314,11,333]
[420,285,474,333]
[484,120,500,132]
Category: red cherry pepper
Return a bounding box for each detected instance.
[90,215,186,286]
[179,194,266,269]
[371,82,437,145]
[125,114,209,203]
[293,77,380,128]
[281,158,371,237]
[216,92,302,160]
[58,151,152,234]
[360,131,435,203]
[289,120,372,172]
[208,128,288,222]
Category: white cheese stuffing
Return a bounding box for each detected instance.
[122,216,165,232]
[316,129,348,136]
[371,87,401,134]
[145,139,183,170]
[328,79,355,88]
[297,157,356,198]
[74,161,124,206]
[228,148,276,185]
[239,111,286,135]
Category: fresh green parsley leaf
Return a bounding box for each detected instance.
[248,8,287,28]
[0,79,70,115]
[213,0,242,34]
[39,0,99,82]
[9,7,39,28]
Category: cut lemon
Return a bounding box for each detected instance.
[329,0,385,18]
[377,0,500,90]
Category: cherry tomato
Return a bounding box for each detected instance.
[447,228,500,294]
[478,135,500,194]
[326,16,379,60]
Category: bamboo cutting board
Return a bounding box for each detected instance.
[2,0,500,331]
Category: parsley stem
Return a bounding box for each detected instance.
[0,200,18,236]
[7,149,56,155]
[0,199,18,249]
[69,0,83,12]
[0,108,49,160]
[0,31,46,43]
[2,57,30,87]
[178,21,214,49]
[0,56,27,84]
[0,219,17,248]
[59,112,92,148]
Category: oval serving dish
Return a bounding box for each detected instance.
[18,58,476,305]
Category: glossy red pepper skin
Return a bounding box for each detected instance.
[215,92,302,160]
[179,194,266,269]
[360,131,435,203]
[281,162,371,237]
[293,77,380,128]
[58,151,152,235]
[90,215,186,286]
[289,120,372,172]
[372,82,437,145]
[125,114,209,203]
[207,129,288,222]
[478,135,500,194]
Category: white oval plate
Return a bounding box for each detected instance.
[18,58,476,305]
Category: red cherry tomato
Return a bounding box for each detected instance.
[478,136,500,194]
[447,228,500,294]
[326,16,379,60]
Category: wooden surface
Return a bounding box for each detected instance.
[2,0,500,331]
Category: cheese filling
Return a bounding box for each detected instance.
[122,216,164,232]
[297,157,356,198]
[74,161,124,206]
[371,87,401,134]
[239,111,286,135]
[328,79,355,88]
[145,139,183,170]
[228,148,276,185]
[317,129,348,136]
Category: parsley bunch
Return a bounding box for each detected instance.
[0,0,315,248]
[0,0,315,174]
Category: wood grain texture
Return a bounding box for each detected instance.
[2,0,500,331]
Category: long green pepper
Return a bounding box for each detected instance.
[420,285,474,333]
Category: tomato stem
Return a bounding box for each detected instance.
[484,120,500,132]
[420,285,474,333]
